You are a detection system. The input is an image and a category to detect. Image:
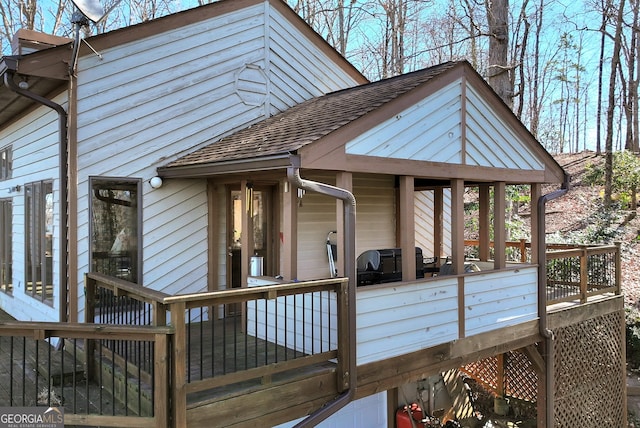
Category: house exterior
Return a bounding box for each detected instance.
[0,1,625,427]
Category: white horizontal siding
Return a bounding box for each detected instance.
[143,180,208,296]
[267,7,362,113]
[465,83,544,170]
[464,266,538,336]
[0,95,66,321]
[296,173,396,280]
[356,278,459,365]
[345,81,463,164]
[353,174,396,256]
[74,5,273,304]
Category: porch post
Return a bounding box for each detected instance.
[433,188,444,264]
[530,183,542,264]
[493,182,506,269]
[451,179,465,339]
[240,180,253,287]
[336,172,352,278]
[399,176,416,281]
[281,178,298,280]
[478,184,490,261]
[450,179,465,275]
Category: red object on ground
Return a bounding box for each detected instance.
[396,404,426,428]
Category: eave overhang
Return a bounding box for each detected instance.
[0,45,72,130]
[157,153,298,178]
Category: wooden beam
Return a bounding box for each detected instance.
[496,353,505,396]
[493,182,506,269]
[399,176,416,281]
[530,183,541,264]
[450,179,465,275]
[240,181,251,287]
[387,388,399,427]
[434,188,444,262]
[356,320,541,399]
[207,182,219,292]
[478,184,490,262]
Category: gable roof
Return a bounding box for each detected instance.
[0,0,365,130]
[159,61,567,184]
[163,62,459,168]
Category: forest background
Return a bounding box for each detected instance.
[0,0,636,159]
[3,0,640,222]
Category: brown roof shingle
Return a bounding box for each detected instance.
[164,61,460,168]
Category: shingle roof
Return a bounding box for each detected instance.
[165,61,460,168]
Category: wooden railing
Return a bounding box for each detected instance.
[545,243,621,305]
[464,239,621,305]
[83,273,350,427]
[0,321,172,427]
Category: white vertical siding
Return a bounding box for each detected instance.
[464,266,538,336]
[0,94,66,321]
[465,83,544,170]
[345,81,463,164]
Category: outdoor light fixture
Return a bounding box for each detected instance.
[149,176,163,189]
[18,80,29,90]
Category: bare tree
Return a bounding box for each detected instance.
[485,0,512,107]
[605,0,626,207]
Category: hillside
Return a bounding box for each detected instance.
[545,151,640,306]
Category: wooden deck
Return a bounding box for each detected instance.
[0,308,336,426]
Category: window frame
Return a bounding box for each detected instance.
[0,146,12,181]
[89,177,142,284]
[24,180,54,304]
[0,198,12,294]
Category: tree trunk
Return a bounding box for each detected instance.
[605,0,626,208]
[485,0,512,107]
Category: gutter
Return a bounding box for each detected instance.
[536,174,570,428]
[4,69,69,322]
[287,166,357,428]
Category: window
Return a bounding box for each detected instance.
[0,199,12,294]
[25,181,53,303]
[90,179,140,284]
[0,146,11,180]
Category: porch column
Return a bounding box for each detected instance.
[281,178,298,280]
[207,182,220,292]
[336,172,352,277]
[493,182,506,269]
[451,179,466,339]
[450,179,465,275]
[433,188,444,264]
[399,176,416,281]
[478,184,490,261]
[530,183,542,265]
[240,180,254,287]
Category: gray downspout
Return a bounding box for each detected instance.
[4,70,69,322]
[287,167,357,428]
[537,177,569,428]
